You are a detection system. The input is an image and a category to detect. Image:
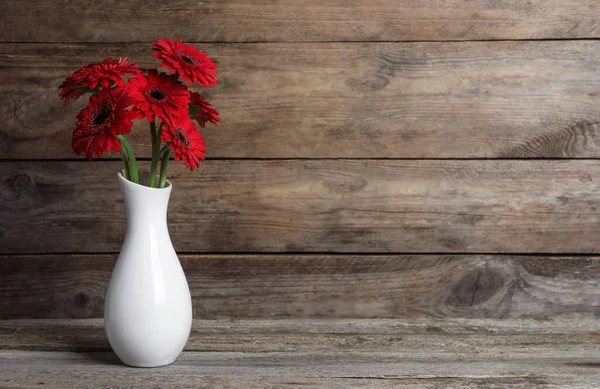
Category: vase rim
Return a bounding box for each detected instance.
[117,171,173,191]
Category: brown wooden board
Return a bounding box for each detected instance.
[2,318,598,351]
[2,160,600,254]
[2,0,600,43]
[1,254,599,319]
[2,349,599,388]
[4,41,600,159]
[0,319,599,388]
[3,318,600,351]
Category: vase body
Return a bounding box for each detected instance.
[104,172,192,368]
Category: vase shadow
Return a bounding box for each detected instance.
[30,319,123,366]
[79,351,123,366]
[59,329,123,366]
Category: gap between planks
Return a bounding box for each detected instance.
[5,38,600,45]
[3,252,600,257]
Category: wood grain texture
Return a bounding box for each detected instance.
[2,0,600,42]
[2,318,599,352]
[4,41,600,159]
[1,320,599,388]
[2,350,599,389]
[2,160,600,254]
[1,254,599,319]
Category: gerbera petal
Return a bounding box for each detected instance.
[160,112,206,171]
[126,70,190,123]
[152,38,219,87]
[71,86,135,159]
[190,92,220,128]
[58,58,140,103]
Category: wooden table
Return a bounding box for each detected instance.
[1,318,598,388]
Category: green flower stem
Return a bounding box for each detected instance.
[118,145,131,180]
[158,148,171,188]
[159,143,169,155]
[117,135,139,184]
[149,120,159,187]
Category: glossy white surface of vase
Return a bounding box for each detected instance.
[104,172,192,368]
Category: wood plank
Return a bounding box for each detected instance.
[0,319,599,388]
[1,318,599,351]
[4,41,600,159]
[1,254,599,319]
[2,350,598,389]
[2,0,600,42]
[2,160,600,253]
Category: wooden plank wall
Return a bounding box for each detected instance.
[1,0,599,321]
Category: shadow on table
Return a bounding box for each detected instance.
[79,351,122,366]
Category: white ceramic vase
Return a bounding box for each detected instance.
[104,172,192,368]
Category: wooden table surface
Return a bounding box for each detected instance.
[1,318,599,388]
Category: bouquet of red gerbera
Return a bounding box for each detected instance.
[58,38,220,188]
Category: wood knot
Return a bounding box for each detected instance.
[345,75,390,92]
[579,173,593,183]
[322,178,367,194]
[500,122,600,158]
[74,292,90,308]
[446,268,506,308]
[2,173,33,202]
[11,174,32,190]
[65,292,97,318]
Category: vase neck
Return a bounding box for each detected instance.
[118,172,172,225]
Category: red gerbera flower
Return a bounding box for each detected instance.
[127,69,191,122]
[59,58,140,104]
[161,113,206,171]
[189,92,220,128]
[72,86,137,160]
[152,38,218,87]
[58,76,86,104]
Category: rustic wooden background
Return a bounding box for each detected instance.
[1,0,600,321]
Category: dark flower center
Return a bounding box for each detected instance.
[95,109,109,125]
[149,88,166,101]
[178,52,197,66]
[92,105,112,129]
[175,127,190,147]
